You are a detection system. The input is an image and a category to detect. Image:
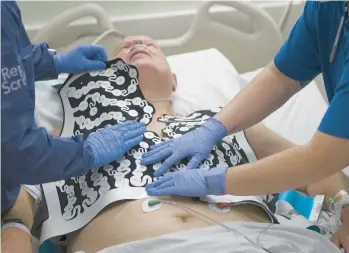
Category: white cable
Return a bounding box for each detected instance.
[163,200,309,253]
[278,0,293,32]
[92,29,125,46]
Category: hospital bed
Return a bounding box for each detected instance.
[30,2,348,253]
[32,1,294,72]
[33,1,329,146]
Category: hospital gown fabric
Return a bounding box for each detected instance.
[274,1,349,139]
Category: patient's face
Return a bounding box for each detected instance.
[115,36,177,101]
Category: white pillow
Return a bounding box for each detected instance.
[240,68,328,145]
[35,86,63,133]
[168,48,242,115]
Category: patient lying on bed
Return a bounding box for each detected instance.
[4,36,348,253]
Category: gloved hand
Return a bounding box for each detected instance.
[141,118,227,177]
[55,45,108,74]
[84,121,146,168]
[146,167,228,197]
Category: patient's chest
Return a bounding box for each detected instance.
[38,59,263,246]
[56,58,253,221]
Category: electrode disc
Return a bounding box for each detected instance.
[142,199,162,213]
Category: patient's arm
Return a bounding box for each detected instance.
[2,188,35,253]
[244,123,294,160]
[2,126,62,253]
[307,172,349,250]
[2,188,35,230]
[306,172,349,210]
[2,227,32,253]
[245,123,349,196]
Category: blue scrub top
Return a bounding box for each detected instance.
[274,1,349,139]
[1,2,93,213]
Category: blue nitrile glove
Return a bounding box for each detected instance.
[55,45,108,74]
[84,121,146,168]
[146,167,228,197]
[141,118,227,177]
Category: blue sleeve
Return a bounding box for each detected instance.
[1,67,94,185]
[1,4,94,186]
[318,64,349,139]
[274,1,321,85]
[31,43,58,81]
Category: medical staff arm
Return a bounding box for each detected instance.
[3,37,146,187]
[31,43,58,81]
[225,131,349,196]
[214,62,301,134]
[226,54,349,195]
[1,13,93,185]
[31,44,109,81]
[215,1,320,134]
[141,2,321,174]
[3,126,93,185]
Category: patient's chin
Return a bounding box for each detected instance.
[134,61,159,79]
[131,53,150,61]
[130,55,153,67]
[134,61,174,97]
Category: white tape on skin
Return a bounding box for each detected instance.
[1,222,31,236]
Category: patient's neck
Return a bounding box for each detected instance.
[148,100,176,117]
[146,100,176,137]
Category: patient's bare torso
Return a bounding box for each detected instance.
[64,117,269,253]
[46,59,271,253]
[67,197,269,253]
